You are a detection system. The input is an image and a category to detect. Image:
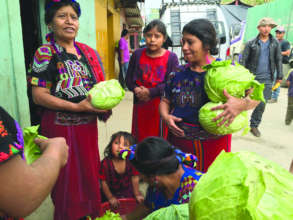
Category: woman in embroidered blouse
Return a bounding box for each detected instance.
[159,19,259,173]
[29,1,110,219]
[122,137,202,220]
[0,107,68,220]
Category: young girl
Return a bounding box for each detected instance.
[126,19,179,142]
[100,131,144,209]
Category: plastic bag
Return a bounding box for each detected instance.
[88,79,125,110]
[23,125,47,164]
[144,204,189,220]
[199,102,249,135]
[189,151,293,220]
[203,60,265,103]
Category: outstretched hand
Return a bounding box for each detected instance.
[163,114,185,137]
[211,89,246,127]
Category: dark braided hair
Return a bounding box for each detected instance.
[182,19,218,55]
[132,137,180,175]
[45,0,81,25]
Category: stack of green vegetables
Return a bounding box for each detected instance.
[88,210,122,220]
[189,151,293,220]
[199,60,265,135]
[88,79,125,110]
[23,125,47,164]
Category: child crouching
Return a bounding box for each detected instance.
[100,131,144,209]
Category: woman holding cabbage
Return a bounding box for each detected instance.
[28,0,111,219]
[159,19,260,172]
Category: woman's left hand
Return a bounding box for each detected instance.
[135,194,144,204]
[211,89,247,127]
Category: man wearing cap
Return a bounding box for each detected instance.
[240,17,283,137]
[268,26,291,103]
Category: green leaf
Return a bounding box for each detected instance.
[23,125,47,164]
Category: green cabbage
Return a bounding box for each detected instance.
[189,151,293,220]
[88,79,125,110]
[144,204,189,220]
[92,210,121,219]
[199,102,249,135]
[23,125,47,164]
[203,60,265,103]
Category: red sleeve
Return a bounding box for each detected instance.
[99,159,107,180]
[129,161,139,176]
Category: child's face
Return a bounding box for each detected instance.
[111,136,130,158]
[144,27,165,52]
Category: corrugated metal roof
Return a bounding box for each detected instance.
[124,4,144,27]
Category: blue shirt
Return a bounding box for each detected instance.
[255,39,271,81]
[163,67,209,124]
[144,165,203,211]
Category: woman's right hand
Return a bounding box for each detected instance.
[109,197,120,209]
[163,114,185,137]
[77,95,109,113]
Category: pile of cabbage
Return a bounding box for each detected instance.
[144,204,189,220]
[88,79,125,110]
[88,211,121,220]
[23,125,47,164]
[199,60,265,135]
[189,151,293,220]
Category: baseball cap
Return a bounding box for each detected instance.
[257,17,277,28]
[275,26,285,33]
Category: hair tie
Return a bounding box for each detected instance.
[173,147,197,168]
[119,144,136,160]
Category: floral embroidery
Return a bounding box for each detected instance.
[0,120,8,137]
[0,152,9,162]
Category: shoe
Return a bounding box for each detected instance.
[267,98,277,103]
[250,127,261,137]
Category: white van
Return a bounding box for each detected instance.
[227,20,246,63]
[160,0,230,64]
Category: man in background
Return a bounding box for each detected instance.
[240,17,283,137]
[268,26,291,103]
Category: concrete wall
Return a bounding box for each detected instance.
[0,0,30,128]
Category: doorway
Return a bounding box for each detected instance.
[19,0,42,125]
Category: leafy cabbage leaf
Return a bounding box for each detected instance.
[189,151,293,220]
[203,60,265,103]
[144,204,189,220]
[199,102,249,135]
[88,79,125,110]
[23,125,47,164]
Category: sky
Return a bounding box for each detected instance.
[145,0,161,10]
